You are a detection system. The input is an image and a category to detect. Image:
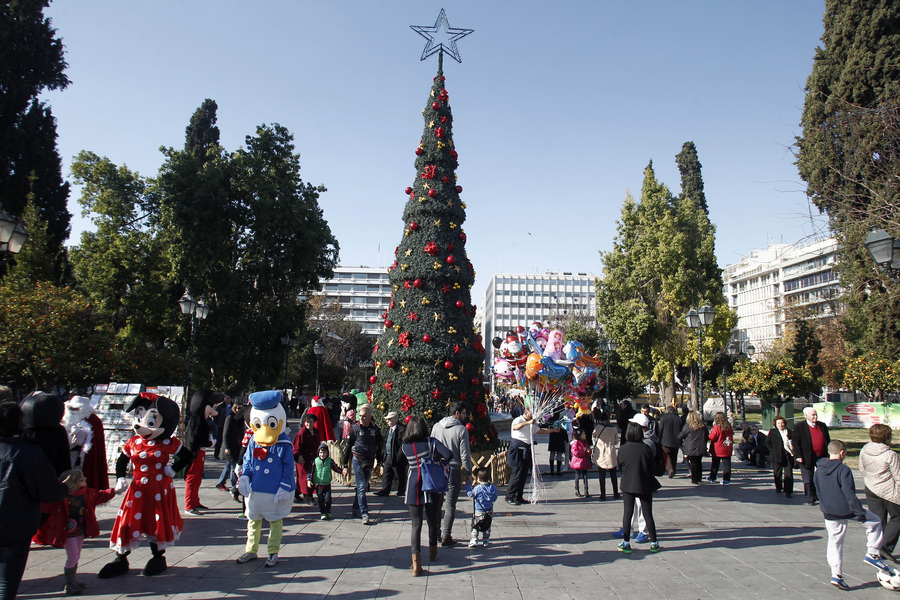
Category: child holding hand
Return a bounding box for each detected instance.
[33,469,119,595]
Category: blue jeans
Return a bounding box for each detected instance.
[215,458,236,487]
[352,458,373,516]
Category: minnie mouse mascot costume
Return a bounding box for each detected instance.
[98,393,193,578]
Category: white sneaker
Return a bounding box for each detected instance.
[468,539,478,548]
[264,553,278,568]
[362,514,375,525]
[235,552,257,564]
[482,539,490,547]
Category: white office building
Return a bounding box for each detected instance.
[479,272,597,378]
[723,238,840,354]
[315,266,392,337]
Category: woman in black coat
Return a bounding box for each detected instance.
[765,415,794,498]
[677,411,709,485]
[617,422,661,553]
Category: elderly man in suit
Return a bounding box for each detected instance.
[793,406,830,506]
[375,411,407,497]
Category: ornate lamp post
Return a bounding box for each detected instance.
[313,340,325,396]
[598,338,618,409]
[686,305,716,412]
[0,210,29,262]
[178,289,209,398]
[280,333,296,391]
[864,228,899,281]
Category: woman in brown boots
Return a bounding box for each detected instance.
[402,415,452,576]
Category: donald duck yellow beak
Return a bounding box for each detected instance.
[251,417,284,446]
[247,390,287,447]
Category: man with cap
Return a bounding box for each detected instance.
[431,400,473,547]
[376,412,407,497]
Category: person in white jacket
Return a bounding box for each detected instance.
[858,423,900,562]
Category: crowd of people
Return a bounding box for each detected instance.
[2,387,899,596]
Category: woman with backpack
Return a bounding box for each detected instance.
[402,416,452,576]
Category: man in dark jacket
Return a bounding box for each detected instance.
[0,401,68,600]
[656,405,683,478]
[375,411,407,497]
[813,440,889,590]
[342,404,382,525]
[794,406,830,506]
[616,400,636,445]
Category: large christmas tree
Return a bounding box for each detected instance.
[370,54,496,451]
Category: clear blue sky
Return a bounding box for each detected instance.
[44,0,829,304]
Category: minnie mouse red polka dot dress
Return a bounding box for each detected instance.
[109,436,184,553]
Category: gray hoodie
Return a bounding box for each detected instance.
[430,416,472,471]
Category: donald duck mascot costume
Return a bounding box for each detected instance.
[235,390,294,567]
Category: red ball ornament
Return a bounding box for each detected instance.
[444,361,453,370]
[414,279,423,288]
[409,222,418,231]
[465,422,474,433]
[369,375,377,384]
[459,232,466,242]
[446,255,456,265]
[384,319,393,328]
[386,359,397,369]
[404,415,412,424]
[470,377,480,386]
[422,334,432,344]
[405,187,412,195]
[455,185,463,193]
[415,148,423,156]
[456,300,465,308]
[428,189,437,198]
[432,101,440,110]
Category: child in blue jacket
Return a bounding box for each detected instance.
[466,467,498,547]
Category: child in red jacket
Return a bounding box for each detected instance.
[33,469,118,594]
[570,430,592,498]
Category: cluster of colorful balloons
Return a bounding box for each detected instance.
[491,322,605,414]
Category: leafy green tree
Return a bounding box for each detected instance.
[675,141,707,215]
[597,157,734,409]
[843,352,900,400]
[157,102,339,391]
[371,60,493,450]
[796,0,900,357]
[69,151,171,344]
[0,0,71,265]
[0,281,114,390]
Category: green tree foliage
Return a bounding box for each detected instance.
[0,281,114,390]
[843,352,900,399]
[0,0,71,263]
[69,151,171,344]
[597,157,734,407]
[796,0,900,357]
[371,61,493,450]
[157,102,339,390]
[675,141,708,215]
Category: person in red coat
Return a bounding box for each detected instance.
[707,412,734,485]
[306,396,335,442]
[292,413,321,504]
[64,396,109,490]
[33,469,119,594]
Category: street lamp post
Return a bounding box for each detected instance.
[280,333,296,391]
[725,341,740,420]
[599,338,618,410]
[313,340,325,396]
[686,305,716,413]
[178,289,209,399]
[741,342,755,421]
[0,210,29,263]
[864,228,900,281]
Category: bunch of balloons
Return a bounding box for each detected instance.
[491,322,605,414]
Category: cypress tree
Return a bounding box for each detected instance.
[675,141,707,214]
[371,55,494,450]
[796,0,900,356]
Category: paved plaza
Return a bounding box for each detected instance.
[18,433,897,600]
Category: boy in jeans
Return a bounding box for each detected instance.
[814,440,889,590]
[466,468,498,547]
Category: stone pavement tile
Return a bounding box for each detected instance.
[472,586,524,600]
[335,563,389,585]
[373,582,428,600]
[328,581,394,599]
[559,585,621,600]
